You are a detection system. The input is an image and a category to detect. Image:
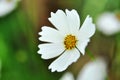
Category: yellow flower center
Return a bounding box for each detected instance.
[64,34,77,50]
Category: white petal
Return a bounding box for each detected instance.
[49,49,80,72]
[77,58,107,80]
[77,39,90,55]
[97,12,120,35]
[39,26,64,43]
[38,43,65,59]
[65,9,80,33]
[79,15,95,40]
[48,10,69,34]
[59,72,74,80]
[0,0,18,17]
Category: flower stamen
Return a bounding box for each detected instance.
[64,34,77,50]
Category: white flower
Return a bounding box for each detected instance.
[0,0,20,17]
[77,58,107,80]
[96,12,120,35]
[60,58,107,80]
[38,9,95,72]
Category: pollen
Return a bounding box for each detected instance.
[64,34,77,50]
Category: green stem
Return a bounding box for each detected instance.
[86,48,95,61]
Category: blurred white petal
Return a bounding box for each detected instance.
[77,58,107,80]
[59,72,74,80]
[97,12,120,35]
[0,0,19,17]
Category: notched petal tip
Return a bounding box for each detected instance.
[38,32,41,35]
[37,50,40,54]
[41,55,47,59]
[87,15,90,17]
[65,9,78,15]
[65,9,69,11]
[65,9,77,12]
[65,9,71,12]
[38,37,42,41]
[38,52,48,60]
[38,26,48,36]
[50,12,54,16]
[41,26,48,30]
[57,9,63,12]
[49,67,65,72]
[48,17,51,22]
[71,9,78,13]
[86,15,92,20]
[48,64,66,72]
[48,66,55,72]
[38,44,41,48]
[38,26,49,35]
[48,65,56,72]
[49,9,64,18]
[37,49,48,59]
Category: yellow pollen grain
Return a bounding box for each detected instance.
[64,34,77,50]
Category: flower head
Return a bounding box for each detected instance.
[38,9,95,72]
[0,0,20,17]
[96,12,120,36]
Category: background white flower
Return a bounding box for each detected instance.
[38,9,95,72]
[96,12,120,36]
[0,0,20,17]
[59,72,74,80]
[60,58,107,80]
[77,58,107,80]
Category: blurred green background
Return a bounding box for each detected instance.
[0,0,120,80]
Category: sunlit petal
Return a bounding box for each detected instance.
[49,49,80,72]
[38,43,64,59]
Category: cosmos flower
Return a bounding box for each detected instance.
[96,12,120,36]
[38,9,95,72]
[0,0,20,17]
[60,58,107,80]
